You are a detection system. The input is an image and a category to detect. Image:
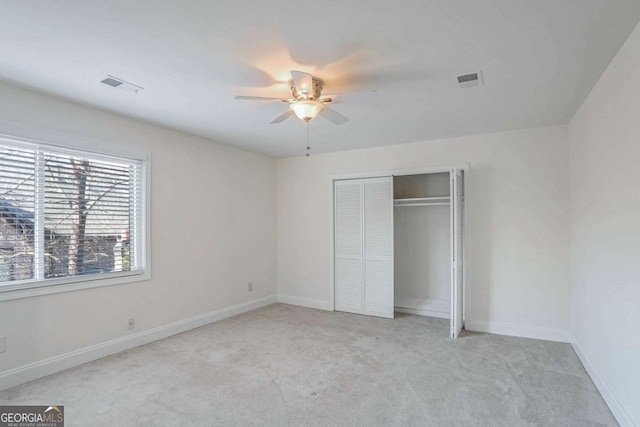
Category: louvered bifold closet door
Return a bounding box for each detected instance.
[334,180,364,314]
[363,177,394,319]
[450,168,465,338]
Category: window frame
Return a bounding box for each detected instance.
[0,130,151,302]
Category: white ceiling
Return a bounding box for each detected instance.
[1,1,639,158]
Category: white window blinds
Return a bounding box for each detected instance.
[0,137,145,290]
[0,144,35,282]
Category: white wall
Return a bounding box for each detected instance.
[276,125,571,340]
[569,22,640,427]
[0,82,277,378]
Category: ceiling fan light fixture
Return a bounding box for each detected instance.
[290,100,324,122]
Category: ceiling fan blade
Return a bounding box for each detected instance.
[290,70,314,96]
[234,95,289,102]
[320,106,349,125]
[321,90,378,104]
[270,109,294,124]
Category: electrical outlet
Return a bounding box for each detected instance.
[127,318,135,330]
[0,336,5,353]
[248,282,253,292]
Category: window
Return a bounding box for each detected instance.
[0,135,147,295]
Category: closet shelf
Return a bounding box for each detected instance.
[394,197,450,202]
[394,197,451,207]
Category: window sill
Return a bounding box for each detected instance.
[0,271,151,302]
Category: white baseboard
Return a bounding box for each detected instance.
[395,297,450,319]
[571,335,635,427]
[0,295,277,392]
[277,294,333,311]
[465,320,571,343]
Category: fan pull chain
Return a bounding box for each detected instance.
[305,123,311,157]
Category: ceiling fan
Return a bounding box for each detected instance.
[234,70,350,125]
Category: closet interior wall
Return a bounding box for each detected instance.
[394,173,451,319]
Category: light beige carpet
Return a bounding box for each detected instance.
[0,303,616,426]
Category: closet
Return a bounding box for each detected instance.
[333,168,466,338]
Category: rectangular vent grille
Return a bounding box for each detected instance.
[100,77,123,87]
[457,73,478,84]
[100,75,143,93]
[457,71,482,88]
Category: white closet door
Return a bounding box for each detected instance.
[334,180,364,314]
[363,177,394,319]
[450,168,465,338]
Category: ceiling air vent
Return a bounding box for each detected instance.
[100,75,143,93]
[457,71,483,88]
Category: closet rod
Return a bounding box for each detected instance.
[394,197,450,203]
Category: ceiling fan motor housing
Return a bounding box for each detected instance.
[291,77,323,100]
